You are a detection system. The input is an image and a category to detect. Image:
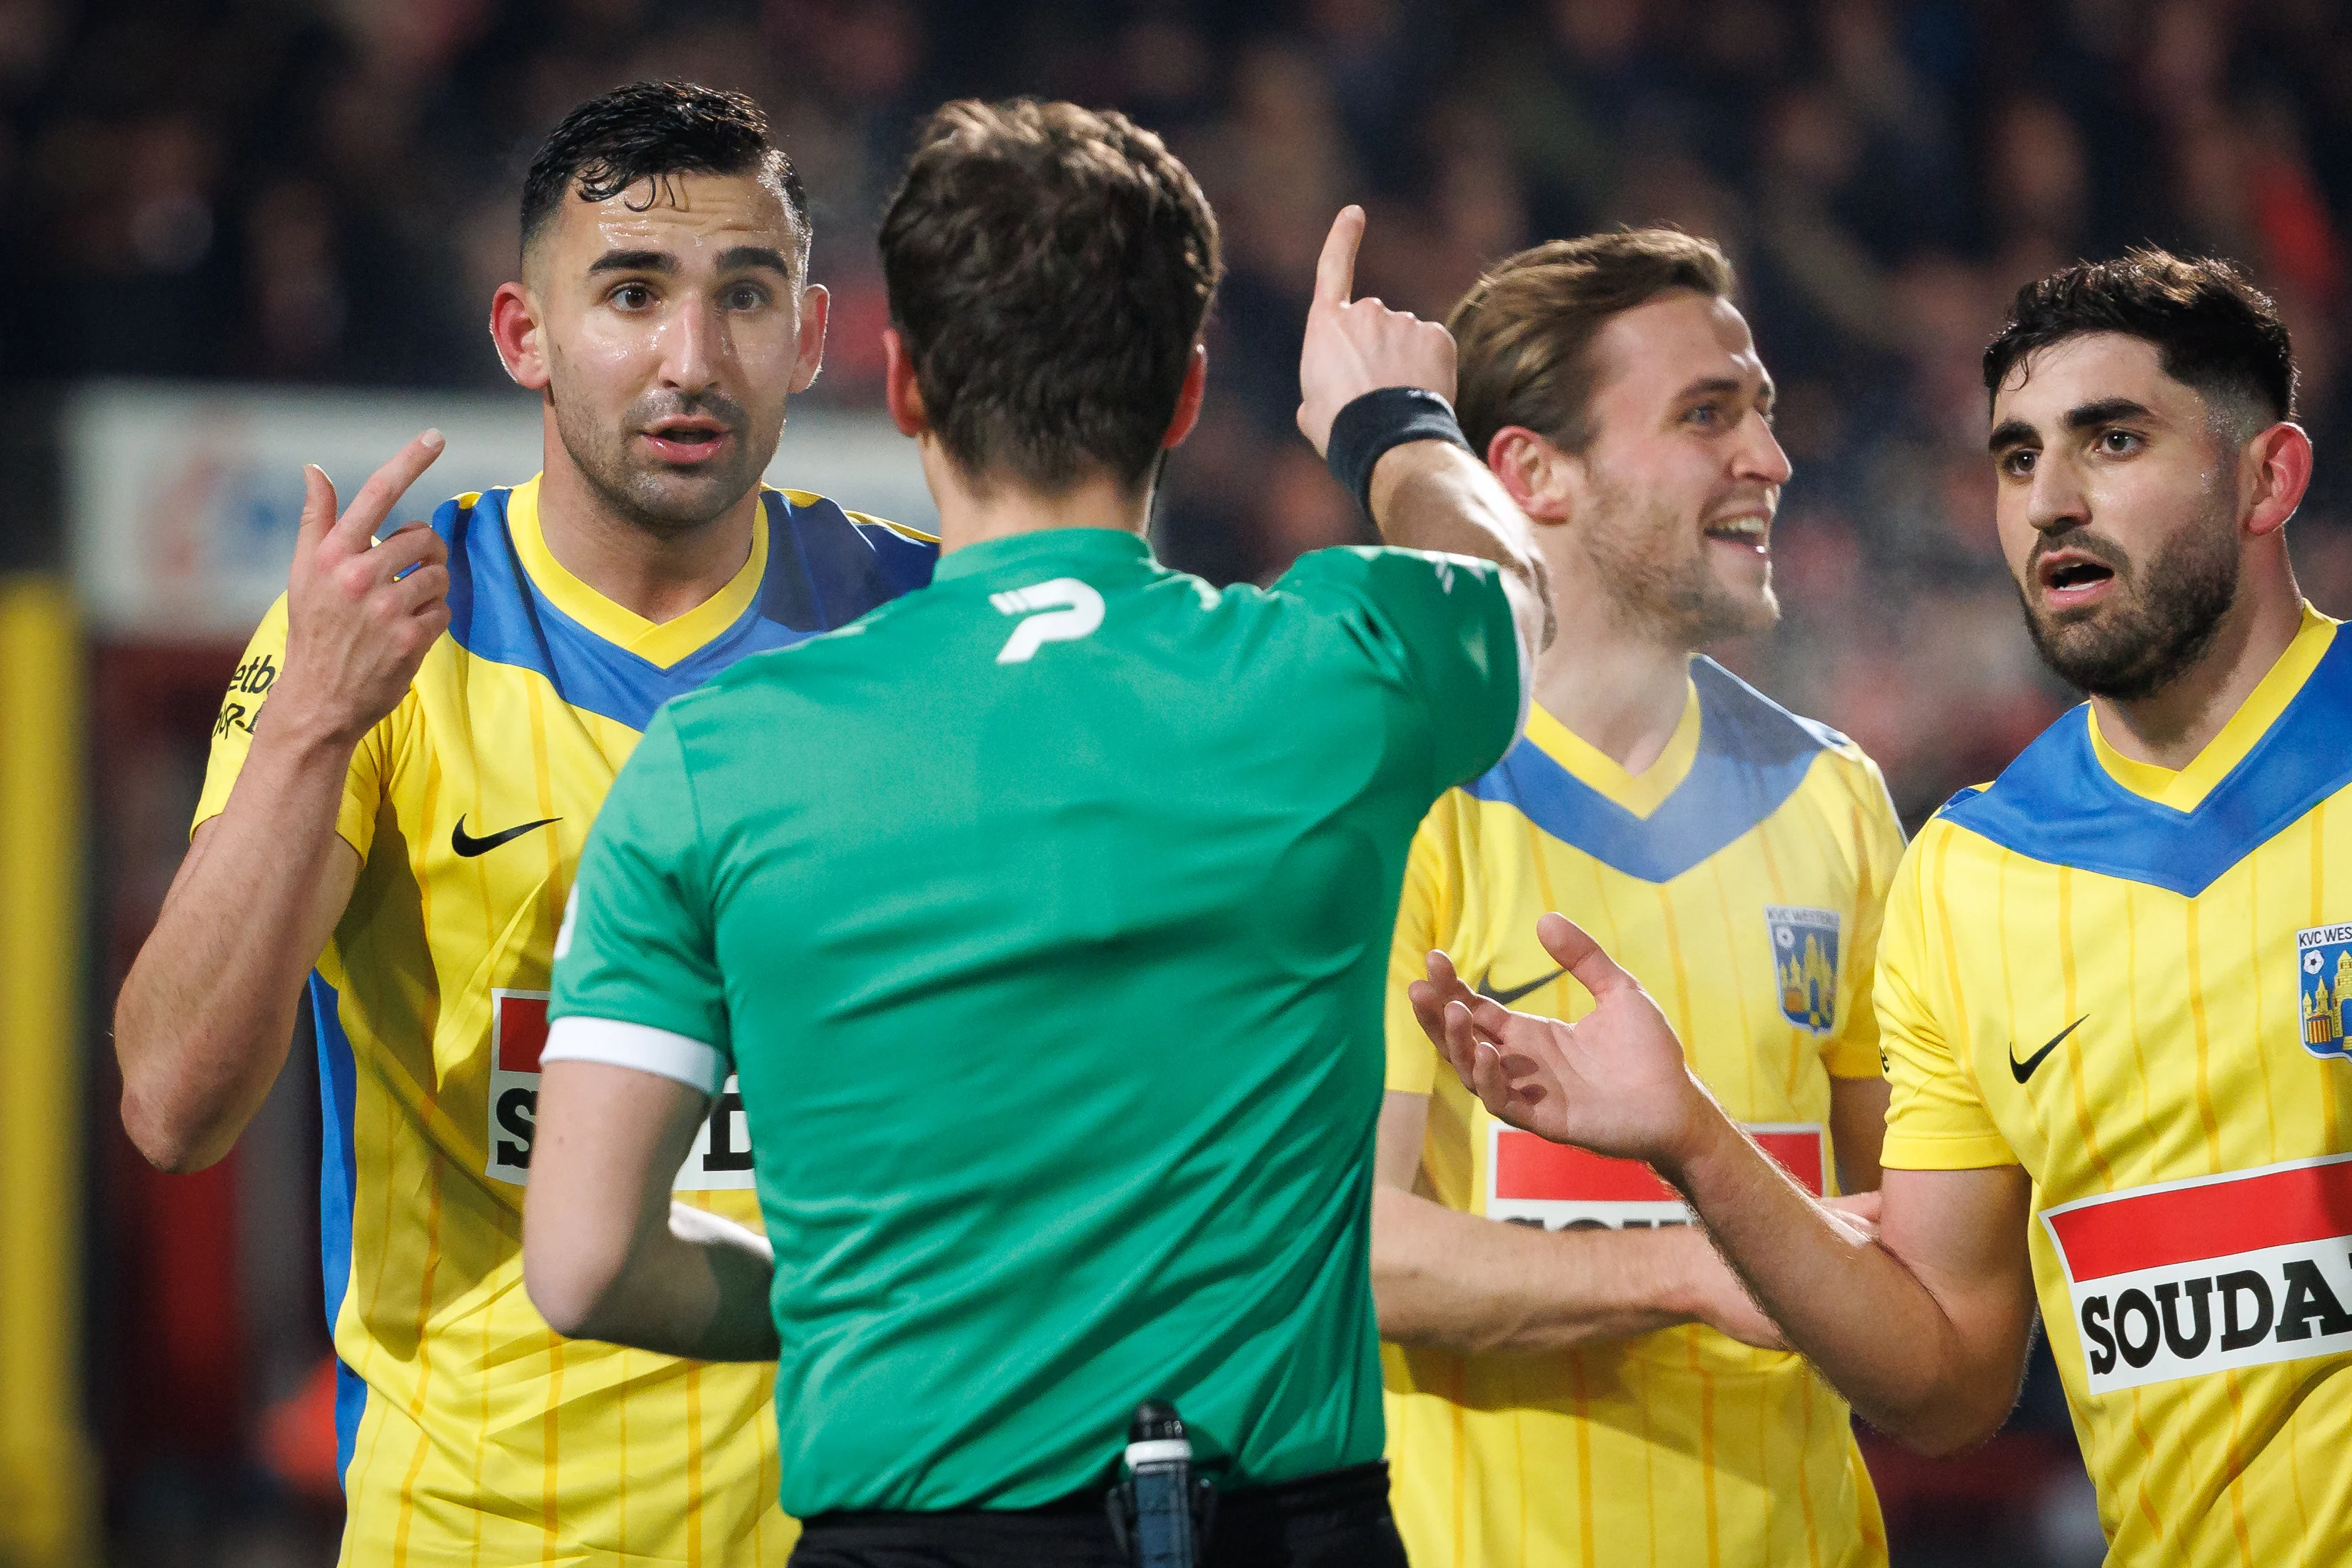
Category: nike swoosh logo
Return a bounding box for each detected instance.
[451,815,561,858]
[2009,1015,2088,1083]
[1474,967,1569,1007]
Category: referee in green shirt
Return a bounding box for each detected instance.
[521,99,1547,1567]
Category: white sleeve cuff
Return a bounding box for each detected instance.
[541,1016,728,1096]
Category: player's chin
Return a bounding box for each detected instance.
[628,463,758,526]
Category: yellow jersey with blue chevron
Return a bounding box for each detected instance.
[1878,603,2352,1568]
[1383,655,1901,1568]
[192,477,934,1567]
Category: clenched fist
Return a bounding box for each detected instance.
[267,431,451,747]
[1295,206,1459,456]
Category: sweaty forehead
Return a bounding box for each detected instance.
[1993,333,2191,426]
[533,169,800,276]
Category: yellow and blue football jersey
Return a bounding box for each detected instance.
[1384,656,1901,1568]
[1879,603,2352,1567]
[193,477,934,1567]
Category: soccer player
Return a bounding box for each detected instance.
[111,81,934,1564]
[518,100,1547,1566]
[1415,250,2352,1567]
[1374,231,1900,1567]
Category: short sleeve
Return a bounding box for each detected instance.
[1274,546,1524,794]
[1384,808,1461,1095]
[546,710,732,1093]
[1876,828,2019,1171]
[192,592,383,859]
[1821,753,1907,1080]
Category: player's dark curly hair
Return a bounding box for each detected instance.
[1984,250,2295,436]
[521,81,808,269]
[878,99,1222,493]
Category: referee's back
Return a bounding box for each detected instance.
[572,521,1520,1513]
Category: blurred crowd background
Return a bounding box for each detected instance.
[9,0,2352,1564]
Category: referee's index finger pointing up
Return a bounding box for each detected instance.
[1314,205,1366,309]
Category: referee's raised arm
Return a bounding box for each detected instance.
[1297,205,1553,663]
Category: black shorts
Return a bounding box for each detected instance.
[787,1460,1407,1568]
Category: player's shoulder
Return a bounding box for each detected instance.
[1689,656,1868,773]
[768,486,938,560]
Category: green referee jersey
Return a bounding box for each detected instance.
[548,526,1522,1516]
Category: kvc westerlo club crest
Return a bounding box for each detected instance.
[1768,905,1840,1035]
[2297,924,2352,1061]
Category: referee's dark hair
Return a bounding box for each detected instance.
[1984,249,2296,441]
[521,81,809,276]
[879,99,1223,493]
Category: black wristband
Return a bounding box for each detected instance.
[1325,387,1474,519]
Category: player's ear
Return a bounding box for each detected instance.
[2243,421,2313,538]
[883,328,928,438]
[1161,344,1210,450]
[1487,426,1574,525]
[490,281,551,393]
[790,283,830,396]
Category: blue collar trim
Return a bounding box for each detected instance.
[1462,658,1841,883]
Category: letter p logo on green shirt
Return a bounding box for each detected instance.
[991,578,1105,663]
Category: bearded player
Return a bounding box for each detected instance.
[1419,251,2352,1566]
[1375,231,1899,1567]
[111,82,933,1563]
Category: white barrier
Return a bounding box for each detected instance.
[65,381,935,641]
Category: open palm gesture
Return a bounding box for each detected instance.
[1409,912,1719,1170]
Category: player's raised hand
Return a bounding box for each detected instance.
[1412,911,1717,1168]
[1295,205,1457,456]
[272,430,450,747]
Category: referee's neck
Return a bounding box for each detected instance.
[924,448,1152,556]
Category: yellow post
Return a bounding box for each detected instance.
[0,576,96,1567]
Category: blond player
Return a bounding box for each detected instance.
[1375,231,1899,1567]
[1417,250,2352,1567]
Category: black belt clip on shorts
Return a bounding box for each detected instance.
[1105,1400,1216,1568]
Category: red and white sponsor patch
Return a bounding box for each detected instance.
[2041,1153,2352,1394]
[1487,1122,1824,1230]
[486,989,756,1191]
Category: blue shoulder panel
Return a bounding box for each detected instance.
[1936,630,2352,896]
[1463,657,1841,883]
[438,488,938,732]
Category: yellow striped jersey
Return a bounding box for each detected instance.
[1878,602,2352,1568]
[193,477,934,1567]
[1384,655,1902,1568]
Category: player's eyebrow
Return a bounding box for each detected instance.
[1675,375,1750,403]
[1988,418,2037,453]
[2064,397,2156,431]
[588,248,676,276]
[715,245,793,276]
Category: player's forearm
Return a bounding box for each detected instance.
[1367,442,1552,645]
[1661,1108,2008,1451]
[114,716,361,1173]
[541,1202,781,1363]
[1372,1187,1716,1354]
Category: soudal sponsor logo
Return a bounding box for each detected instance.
[1488,1122,1824,1230]
[2043,1153,2352,1394]
[487,990,755,1190]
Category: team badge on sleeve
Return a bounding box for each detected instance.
[1766,905,1840,1034]
[2296,924,2352,1059]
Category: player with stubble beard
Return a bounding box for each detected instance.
[1412,251,2352,1567]
[111,81,933,1564]
[1374,231,1899,1568]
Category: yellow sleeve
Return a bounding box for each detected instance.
[191,593,383,860]
[1821,751,1906,1080]
[1876,825,2019,1170]
[1384,803,1459,1095]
